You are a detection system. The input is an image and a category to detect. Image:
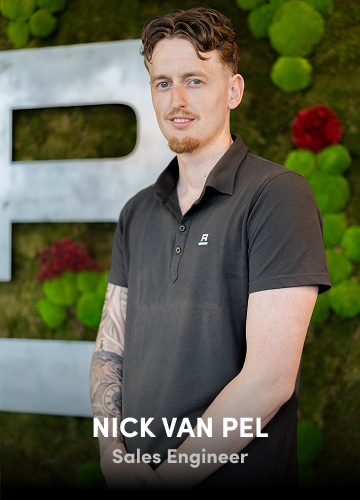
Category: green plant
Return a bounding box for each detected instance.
[0,0,36,21]
[303,0,334,16]
[284,148,316,178]
[76,292,104,328]
[297,420,324,465]
[270,56,313,93]
[37,297,67,329]
[316,144,352,175]
[322,214,347,249]
[42,270,78,307]
[307,171,350,214]
[325,249,352,285]
[269,1,325,57]
[6,20,29,47]
[29,8,57,37]
[328,280,360,319]
[340,226,360,262]
[310,291,329,323]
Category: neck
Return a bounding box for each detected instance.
[176,132,233,196]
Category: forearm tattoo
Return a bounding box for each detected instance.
[90,283,128,458]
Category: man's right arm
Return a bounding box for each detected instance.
[90,283,166,489]
[90,283,127,460]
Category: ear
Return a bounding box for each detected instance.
[228,74,244,110]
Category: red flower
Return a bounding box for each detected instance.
[291,104,343,153]
[36,237,102,282]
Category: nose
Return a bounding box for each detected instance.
[170,84,187,110]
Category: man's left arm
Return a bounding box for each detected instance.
[154,285,319,489]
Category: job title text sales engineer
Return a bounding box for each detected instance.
[90,7,331,490]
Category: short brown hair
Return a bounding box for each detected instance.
[140,7,240,75]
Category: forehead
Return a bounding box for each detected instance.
[149,37,223,77]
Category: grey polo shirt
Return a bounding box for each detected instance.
[107,133,331,489]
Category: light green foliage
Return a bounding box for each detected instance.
[303,0,334,16]
[322,213,347,249]
[341,226,360,262]
[325,249,352,285]
[328,280,360,318]
[235,0,266,11]
[37,0,67,13]
[297,421,324,464]
[0,0,36,21]
[42,271,78,307]
[307,171,350,214]
[284,148,316,178]
[316,144,351,175]
[310,291,329,323]
[77,461,105,489]
[76,292,104,328]
[37,298,67,329]
[76,270,101,294]
[270,56,312,92]
[269,0,325,56]
[248,3,276,39]
[96,271,108,301]
[29,8,57,37]
[6,20,29,47]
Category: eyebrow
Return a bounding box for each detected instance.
[151,71,208,83]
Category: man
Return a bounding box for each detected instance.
[90,7,331,490]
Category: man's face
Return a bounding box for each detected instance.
[148,37,237,155]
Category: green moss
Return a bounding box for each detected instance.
[322,214,347,249]
[270,56,313,93]
[310,291,329,323]
[307,171,350,214]
[42,271,78,307]
[328,279,360,318]
[76,292,103,328]
[248,3,276,39]
[316,144,352,175]
[96,271,108,301]
[303,0,334,16]
[297,420,324,465]
[340,226,360,262]
[284,148,317,178]
[29,8,57,37]
[76,270,101,294]
[235,0,266,11]
[269,0,325,56]
[37,0,67,13]
[77,460,105,489]
[6,20,30,47]
[0,0,36,21]
[325,248,352,285]
[37,298,67,329]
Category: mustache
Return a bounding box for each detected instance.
[165,111,200,120]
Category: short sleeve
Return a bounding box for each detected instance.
[107,209,128,288]
[247,171,331,295]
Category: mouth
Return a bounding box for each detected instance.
[168,116,196,128]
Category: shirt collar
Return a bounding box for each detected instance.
[153,133,248,203]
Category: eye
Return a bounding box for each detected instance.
[157,81,170,90]
[192,79,202,85]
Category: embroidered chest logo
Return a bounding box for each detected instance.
[198,234,209,246]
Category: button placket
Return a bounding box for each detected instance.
[170,215,192,282]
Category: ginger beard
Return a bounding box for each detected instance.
[168,135,200,154]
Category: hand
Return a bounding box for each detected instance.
[100,443,167,490]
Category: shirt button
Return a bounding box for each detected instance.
[179,225,186,232]
[175,246,181,254]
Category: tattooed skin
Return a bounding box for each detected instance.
[90,283,128,458]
